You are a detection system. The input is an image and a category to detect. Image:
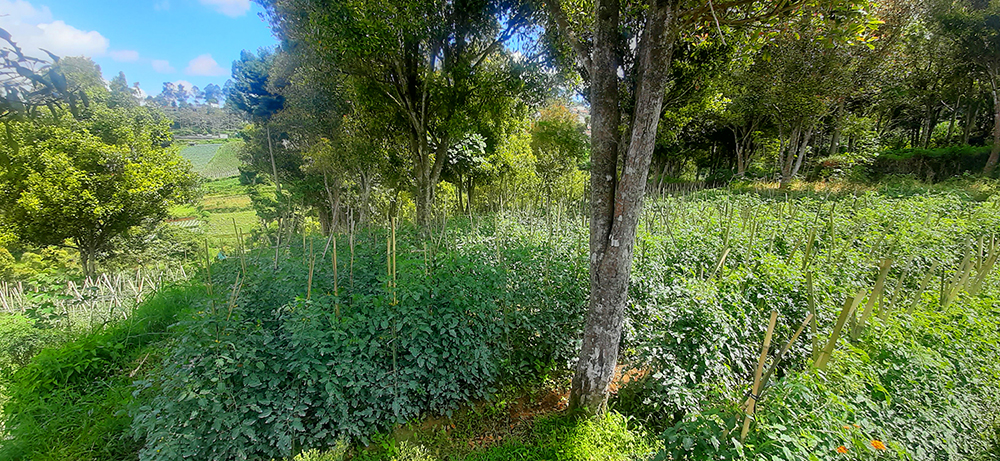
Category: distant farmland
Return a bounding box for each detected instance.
[179,141,242,179]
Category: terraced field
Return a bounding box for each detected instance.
[178,141,242,179]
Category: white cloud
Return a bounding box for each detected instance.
[151,59,176,73]
[185,54,227,77]
[0,0,50,24]
[198,0,250,17]
[0,1,109,57]
[154,0,170,11]
[109,49,140,62]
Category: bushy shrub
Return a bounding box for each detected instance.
[0,314,65,377]
[870,146,993,181]
[131,227,587,460]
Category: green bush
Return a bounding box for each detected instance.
[131,226,588,460]
[869,146,993,181]
[0,246,15,280]
[0,314,65,377]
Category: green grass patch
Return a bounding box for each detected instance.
[0,285,203,461]
[350,411,657,461]
[203,209,257,240]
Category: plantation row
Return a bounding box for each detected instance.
[2,185,999,460]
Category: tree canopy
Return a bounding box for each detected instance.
[0,56,197,277]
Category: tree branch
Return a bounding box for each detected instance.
[545,0,593,76]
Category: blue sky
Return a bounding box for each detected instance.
[0,0,278,98]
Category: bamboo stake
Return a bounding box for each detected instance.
[233,218,247,276]
[815,290,865,369]
[851,258,893,342]
[806,272,819,361]
[969,235,998,295]
[333,236,339,318]
[710,247,731,279]
[881,256,914,322]
[907,261,939,314]
[757,313,814,402]
[349,221,355,291]
[741,310,778,443]
[306,239,315,300]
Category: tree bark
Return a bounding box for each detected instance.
[946,94,961,144]
[963,99,979,146]
[791,128,813,178]
[323,172,342,232]
[569,0,675,416]
[828,99,844,156]
[985,72,999,175]
[779,124,812,187]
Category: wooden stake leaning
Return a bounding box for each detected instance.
[815,290,865,370]
[306,239,315,300]
[757,313,813,403]
[906,261,940,314]
[850,258,893,342]
[806,272,819,362]
[740,309,778,443]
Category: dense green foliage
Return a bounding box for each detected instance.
[130,221,586,460]
[869,146,995,180]
[612,187,1000,460]
[3,183,999,460]
[0,56,198,277]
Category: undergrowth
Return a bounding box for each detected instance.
[0,285,201,460]
[3,184,999,461]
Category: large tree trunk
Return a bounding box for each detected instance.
[985,74,999,175]
[569,0,675,416]
[413,136,449,225]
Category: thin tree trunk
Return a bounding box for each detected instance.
[828,99,844,156]
[656,161,668,192]
[358,170,373,225]
[457,174,464,213]
[780,125,800,187]
[570,0,675,416]
[791,128,813,178]
[986,73,999,175]
[323,172,342,232]
[266,124,282,196]
[946,94,961,145]
[921,104,933,148]
[467,176,475,213]
[963,99,979,145]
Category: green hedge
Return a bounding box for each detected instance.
[870,146,993,180]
